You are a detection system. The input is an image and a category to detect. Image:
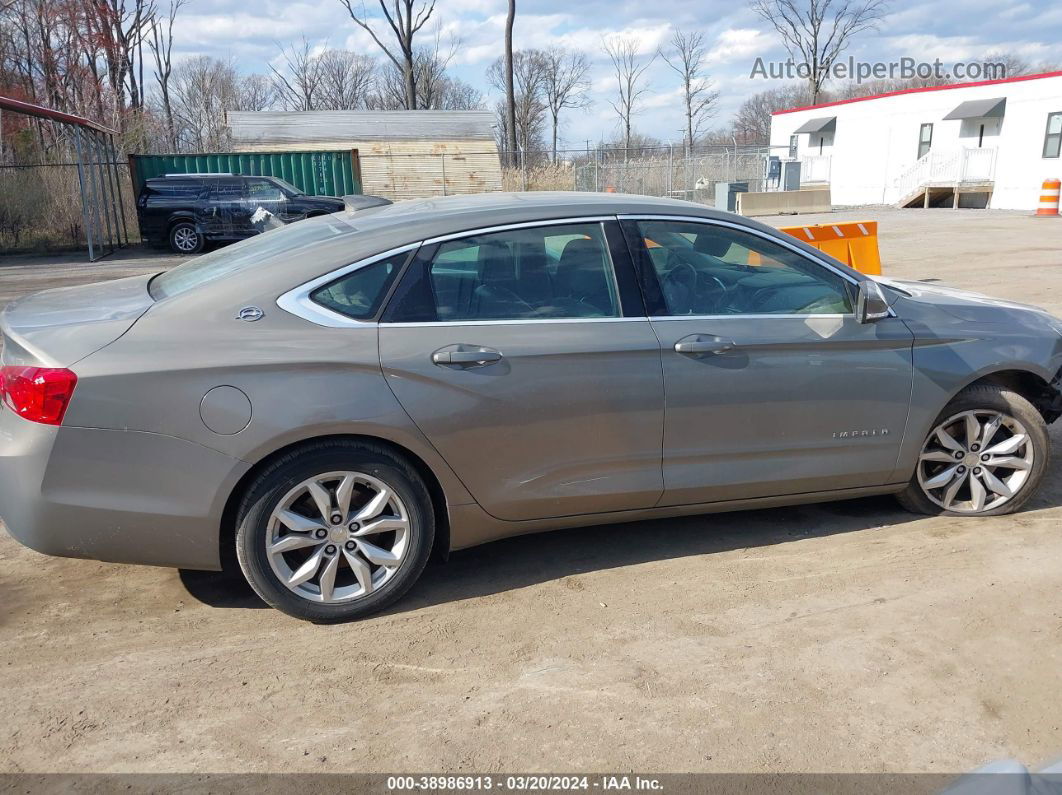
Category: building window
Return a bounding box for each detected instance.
[1044,112,1062,158]
[917,123,933,159]
[789,135,798,158]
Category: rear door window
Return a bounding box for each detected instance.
[385,223,622,322]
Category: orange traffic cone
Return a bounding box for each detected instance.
[1037,178,1060,216]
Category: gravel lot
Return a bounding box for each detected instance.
[1,207,1061,775]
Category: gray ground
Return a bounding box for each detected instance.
[1,207,1061,774]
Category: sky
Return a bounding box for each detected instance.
[172,0,1062,150]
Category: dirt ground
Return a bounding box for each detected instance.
[1,207,1061,775]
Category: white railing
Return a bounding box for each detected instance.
[800,154,832,183]
[962,147,997,182]
[893,147,997,201]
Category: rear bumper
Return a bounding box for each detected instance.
[0,407,250,570]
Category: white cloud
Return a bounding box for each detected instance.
[707,28,770,63]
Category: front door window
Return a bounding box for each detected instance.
[635,219,853,317]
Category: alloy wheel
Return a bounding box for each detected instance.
[265,471,410,603]
[916,409,1034,513]
[173,226,199,252]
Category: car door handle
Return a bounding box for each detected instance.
[432,347,503,368]
[674,335,736,355]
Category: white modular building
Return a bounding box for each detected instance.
[769,71,1062,210]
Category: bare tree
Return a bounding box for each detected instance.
[602,34,655,154]
[502,0,516,161]
[170,55,238,150]
[370,35,481,110]
[337,0,435,109]
[730,84,812,144]
[751,0,888,103]
[488,49,547,157]
[148,0,184,149]
[235,73,278,111]
[270,39,324,111]
[982,51,1032,79]
[85,0,156,116]
[540,46,589,161]
[437,77,482,110]
[659,30,718,150]
[407,31,453,109]
[316,49,375,109]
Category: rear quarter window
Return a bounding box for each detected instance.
[309,252,409,320]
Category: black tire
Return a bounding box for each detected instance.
[896,383,1050,516]
[169,221,204,254]
[234,440,435,622]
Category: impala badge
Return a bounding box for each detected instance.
[237,306,264,322]
[833,428,890,439]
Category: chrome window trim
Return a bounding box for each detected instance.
[619,213,896,319]
[385,317,644,328]
[649,313,850,320]
[421,216,615,246]
[276,243,420,328]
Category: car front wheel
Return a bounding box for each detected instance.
[169,222,204,254]
[897,384,1050,516]
[235,440,435,622]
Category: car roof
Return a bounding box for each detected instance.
[358,190,724,222]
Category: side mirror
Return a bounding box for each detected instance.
[856,279,890,323]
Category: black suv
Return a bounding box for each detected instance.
[137,174,346,254]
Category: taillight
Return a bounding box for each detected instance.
[0,366,78,426]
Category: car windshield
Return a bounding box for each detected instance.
[148,214,360,300]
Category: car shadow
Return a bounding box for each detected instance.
[176,494,927,615]
[177,568,267,609]
[391,495,922,615]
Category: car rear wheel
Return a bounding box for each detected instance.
[896,384,1050,516]
[169,222,203,254]
[234,440,435,622]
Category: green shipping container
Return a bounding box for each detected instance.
[129,150,361,197]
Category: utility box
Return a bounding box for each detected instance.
[715,181,750,212]
[766,156,782,186]
[782,160,802,191]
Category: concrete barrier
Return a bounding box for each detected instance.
[736,188,832,217]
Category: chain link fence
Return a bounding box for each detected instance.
[501,145,790,204]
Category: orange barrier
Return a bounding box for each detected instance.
[1037,178,1060,216]
[777,220,882,275]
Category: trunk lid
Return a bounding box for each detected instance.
[0,274,155,367]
